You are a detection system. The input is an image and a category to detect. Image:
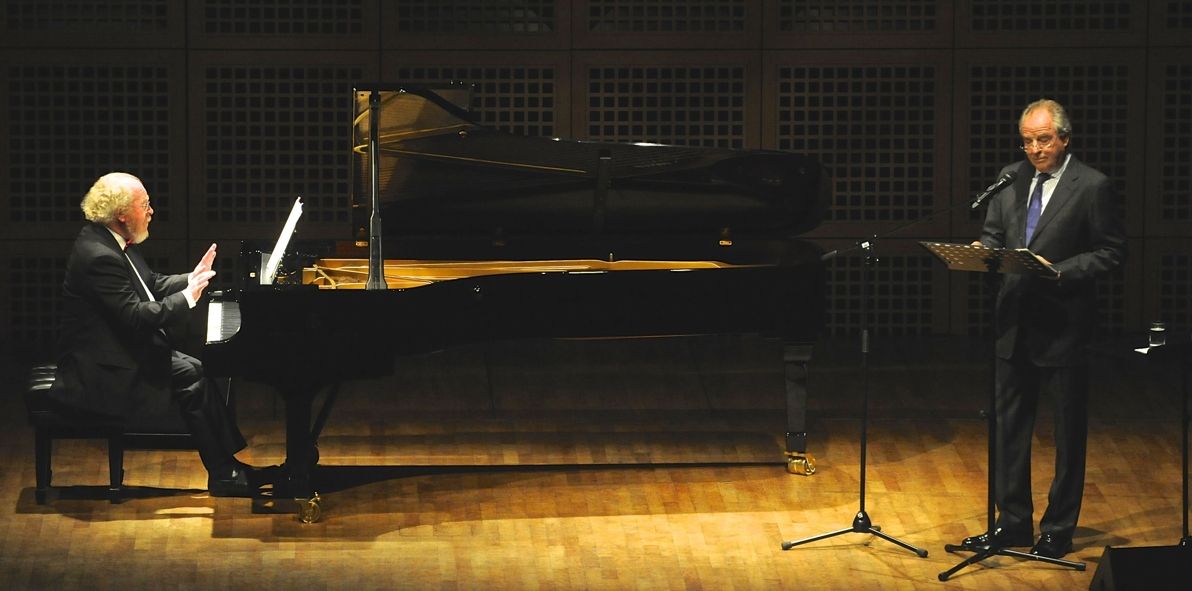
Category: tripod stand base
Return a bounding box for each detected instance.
[780,510,928,557]
[939,542,1084,581]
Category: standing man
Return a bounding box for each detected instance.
[964,99,1126,558]
[49,172,258,497]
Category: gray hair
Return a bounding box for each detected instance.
[1020,99,1072,138]
[79,172,142,224]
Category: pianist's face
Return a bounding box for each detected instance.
[118,182,153,245]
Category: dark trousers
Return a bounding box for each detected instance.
[993,354,1089,537]
[170,350,246,475]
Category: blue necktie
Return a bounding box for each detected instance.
[1024,172,1049,244]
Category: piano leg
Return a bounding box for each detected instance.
[280,381,322,523]
[783,343,815,475]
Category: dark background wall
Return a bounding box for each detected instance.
[1,0,1190,362]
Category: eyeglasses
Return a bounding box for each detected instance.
[135,200,152,212]
[1021,135,1057,151]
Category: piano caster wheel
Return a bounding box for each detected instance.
[785,453,816,476]
[296,494,322,524]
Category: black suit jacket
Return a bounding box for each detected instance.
[979,155,1126,366]
[49,223,192,418]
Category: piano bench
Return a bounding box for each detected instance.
[23,362,195,505]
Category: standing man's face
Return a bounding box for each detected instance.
[1020,108,1069,174]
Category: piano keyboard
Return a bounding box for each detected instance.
[206,298,241,343]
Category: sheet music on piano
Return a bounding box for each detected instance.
[262,197,304,285]
[206,197,303,345]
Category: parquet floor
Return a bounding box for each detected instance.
[0,336,1186,590]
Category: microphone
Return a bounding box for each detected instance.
[969,171,1018,210]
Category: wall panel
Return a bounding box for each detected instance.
[382,51,572,138]
[382,0,570,50]
[573,50,760,148]
[186,51,376,241]
[765,0,953,48]
[764,50,952,239]
[0,0,184,48]
[0,49,187,241]
[188,0,378,50]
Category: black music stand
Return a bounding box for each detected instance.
[780,238,929,558]
[919,242,1087,579]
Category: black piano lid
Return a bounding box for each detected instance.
[350,83,830,250]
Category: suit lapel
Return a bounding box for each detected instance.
[1010,163,1034,248]
[123,245,154,302]
[1028,157,1083,247]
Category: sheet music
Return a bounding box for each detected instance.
[262,197,303,285]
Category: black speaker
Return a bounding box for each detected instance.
[1088,545,1192,590]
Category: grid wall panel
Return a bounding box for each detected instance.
[2,52,186,241]
[767,0,952,48]
[391,64,561,137]
[395,0,556,32]
[201,0,363,35]
[778,0,939,33]
[1142,239,1192,332]
[1153,0,1192,44]
[575,0,760,49]
[1157,252,1192,331]
[0,0,182,47]
[958,0,1144,47]
[579,57,753,148]
[193,57,369,239]
[956,52,1144,236]
[969,0,1133,31]
[822,246,942,337]
[1,244,69,359]
[189,0,375,49]
[586,0,746,32]
[383,0,567,50]
[1153,58,1192,232]
[773,58,945,235]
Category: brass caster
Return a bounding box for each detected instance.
[296,494,322,523]
[785,453,816,475]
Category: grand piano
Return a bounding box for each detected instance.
[203,84,830,522]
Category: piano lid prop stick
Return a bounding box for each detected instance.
[365,89,387,290]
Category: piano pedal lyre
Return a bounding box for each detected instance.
[785,452,816,476]
[296,493,322,523]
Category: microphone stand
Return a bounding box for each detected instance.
[781,179,1025,557]
[781,233,928,557]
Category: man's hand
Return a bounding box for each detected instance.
[187,269,217,301]
[186,243,218,301]
[189,243,217,282]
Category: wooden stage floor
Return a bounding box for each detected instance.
[0,336,1186,590]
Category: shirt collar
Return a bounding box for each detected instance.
[106,226,129,251]
[1036,153,1071,182]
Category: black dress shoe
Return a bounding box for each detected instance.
[208,466,257,498]
[1030,533,1073,558]
[961,527,1034,549]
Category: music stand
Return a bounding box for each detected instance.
[919,242,1087,579]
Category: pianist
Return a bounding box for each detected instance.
[49,172,260,497]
